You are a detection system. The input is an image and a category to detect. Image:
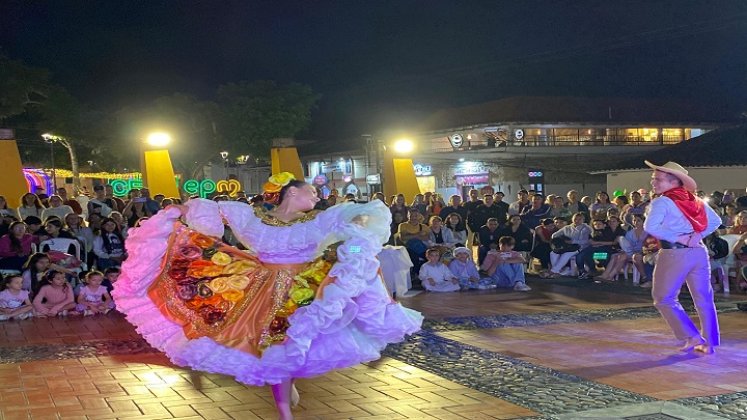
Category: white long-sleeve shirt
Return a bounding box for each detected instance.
[644,196,721,243]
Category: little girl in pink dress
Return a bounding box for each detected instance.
[76,271,114,315]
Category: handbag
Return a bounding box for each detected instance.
[551,236,580,253]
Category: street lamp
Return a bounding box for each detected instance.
[220,151,229,179]
[392,138,415,154]
[146,132,172,147]
[41,133,57,194]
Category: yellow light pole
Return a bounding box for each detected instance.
[382,138,421,202]
[0,129,29,207]
[141,132,180,198]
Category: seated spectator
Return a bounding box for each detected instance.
[409,194,428,218]
[65,213,94,264]
[439,195,468,223]
[0,274,34,321]
[449,247,494,290]
[101,266,120,294]
[426,216,458,250]
[87,213,103,232]
[727,211,747,235]
[530,218,556,276]
[419,248,460,292]
[22,253,51,295]
[545,212,591,278]
[0,195,19,221]
[40,195,74,222]
[722,203,738,227]
[549,195,571,221]
[638,236,661,288]
[110,211,129,239]
[519,193,551,229]
[597,214,648,282]
[39,219,76,244]
[621,191,648,227]
[580,195,593,208]
[18,193,44,221]
[613,194,628,210]
[704,232,730,292]
[398,209,430,270]
[476,218,502,264]
[55,188,83,215]
[390,194,409,227]
[589,191,616,221]
[575,219,617,279]
[733,232,747,292]
[564,190,589,220]
[0,221,36,271]
[88,185,117,217]
[23,216,44,238]
[93,217,126,270]
[121,189,151,226]
[500,215,533,252]
[444,212,467,246]
[32,270,76,317]
[76,271,114,315]
[481,236,531,292]
[426,194,445,218]
[553,216,568,230]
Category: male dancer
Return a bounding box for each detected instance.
[644,161,722,354]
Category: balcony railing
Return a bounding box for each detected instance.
[425,135,685,153]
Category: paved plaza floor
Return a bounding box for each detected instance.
[2,277,747,419]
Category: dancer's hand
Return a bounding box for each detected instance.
[168,204,189,216]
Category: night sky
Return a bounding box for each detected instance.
[2,0,747,140]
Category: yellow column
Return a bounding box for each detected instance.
[143,149,180,197]
[382,156,421,203]
[271,147,304,179]
[0,139,31,207]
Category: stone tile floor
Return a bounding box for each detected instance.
[1,278,747,419]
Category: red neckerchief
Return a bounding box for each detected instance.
[662,187,708,232]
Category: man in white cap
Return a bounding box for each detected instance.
[644,161,722,354]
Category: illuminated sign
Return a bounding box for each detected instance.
[413,164,432,176]
[109,178,241,199]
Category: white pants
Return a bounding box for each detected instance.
[550,251,578,274]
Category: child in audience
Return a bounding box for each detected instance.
[482,236,531,292]
[21,252,51,296]
[32,270,76,317]
[448,247,494,290]
[419,248,460,292]
[0,274,33,321]
[101,267,120,294]
[76,271,114,315]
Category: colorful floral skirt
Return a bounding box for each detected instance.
[113,208,423,386]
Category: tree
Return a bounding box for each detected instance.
[0,54,50,123]
[115,93,224,179]
[217,81,320,158]
[31,87,107,191]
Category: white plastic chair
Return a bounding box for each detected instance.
[36,239,86,271]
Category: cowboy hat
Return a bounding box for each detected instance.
[644,160,697,192]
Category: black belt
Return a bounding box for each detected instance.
[659,240,698,249]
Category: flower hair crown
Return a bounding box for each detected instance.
[263,172,296,194]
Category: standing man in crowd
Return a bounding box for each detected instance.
[462,189,483,247]
[439,194,468,223]
[508,189,530,216]
[644,161,722,355]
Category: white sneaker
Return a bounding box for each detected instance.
[513,282,532,292]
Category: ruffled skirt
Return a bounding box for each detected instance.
[112,207,423,385]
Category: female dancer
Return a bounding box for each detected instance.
[113,173,422,419]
